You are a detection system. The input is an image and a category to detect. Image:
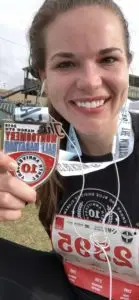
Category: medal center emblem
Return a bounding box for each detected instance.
[16,154,45,183]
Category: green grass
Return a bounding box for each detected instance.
[0,204,52,251]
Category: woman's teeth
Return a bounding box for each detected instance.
[76,100,104,108]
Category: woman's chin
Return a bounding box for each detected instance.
[74,119,109,136]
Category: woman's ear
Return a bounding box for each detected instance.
[129,51,133,66]
[39,70,46,82]
[38,70,47,96]
[40,80,47,96]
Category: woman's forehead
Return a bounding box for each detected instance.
[46,6,125,57]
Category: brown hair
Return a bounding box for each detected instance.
[28,0,132,234]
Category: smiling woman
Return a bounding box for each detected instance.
[30,2,132,156]
[1,1,139,300]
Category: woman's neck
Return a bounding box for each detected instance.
[77,120,118,156]
[78,134,113,156]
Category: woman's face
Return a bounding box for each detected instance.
[44,6,129,136]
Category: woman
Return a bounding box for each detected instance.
[0,0,139,299]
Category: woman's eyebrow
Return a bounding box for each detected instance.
[99,47,123,55]
[51,52,74,61]
[50,47,123,61]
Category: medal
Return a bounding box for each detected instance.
[0,104,64,189]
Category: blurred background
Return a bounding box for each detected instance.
[0,0,139,250]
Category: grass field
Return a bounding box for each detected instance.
[0,204,52,251]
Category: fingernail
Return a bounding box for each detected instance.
[9,161,18,171]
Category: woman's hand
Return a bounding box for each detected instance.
[0,152,36,221]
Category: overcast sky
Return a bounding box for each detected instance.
[0,0,139,89]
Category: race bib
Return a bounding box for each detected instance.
[52,215,139,299]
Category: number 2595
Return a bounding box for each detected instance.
[57,232,133,269]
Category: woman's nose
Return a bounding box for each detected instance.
[76,63,102,92]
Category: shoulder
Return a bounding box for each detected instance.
[130,112,139,140]
[130,112,139,157]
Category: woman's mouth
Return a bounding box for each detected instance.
[70,97,110,113]
[76,99,104,108]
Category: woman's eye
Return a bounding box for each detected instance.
[101,56,118,64]
[55,61,76,69]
